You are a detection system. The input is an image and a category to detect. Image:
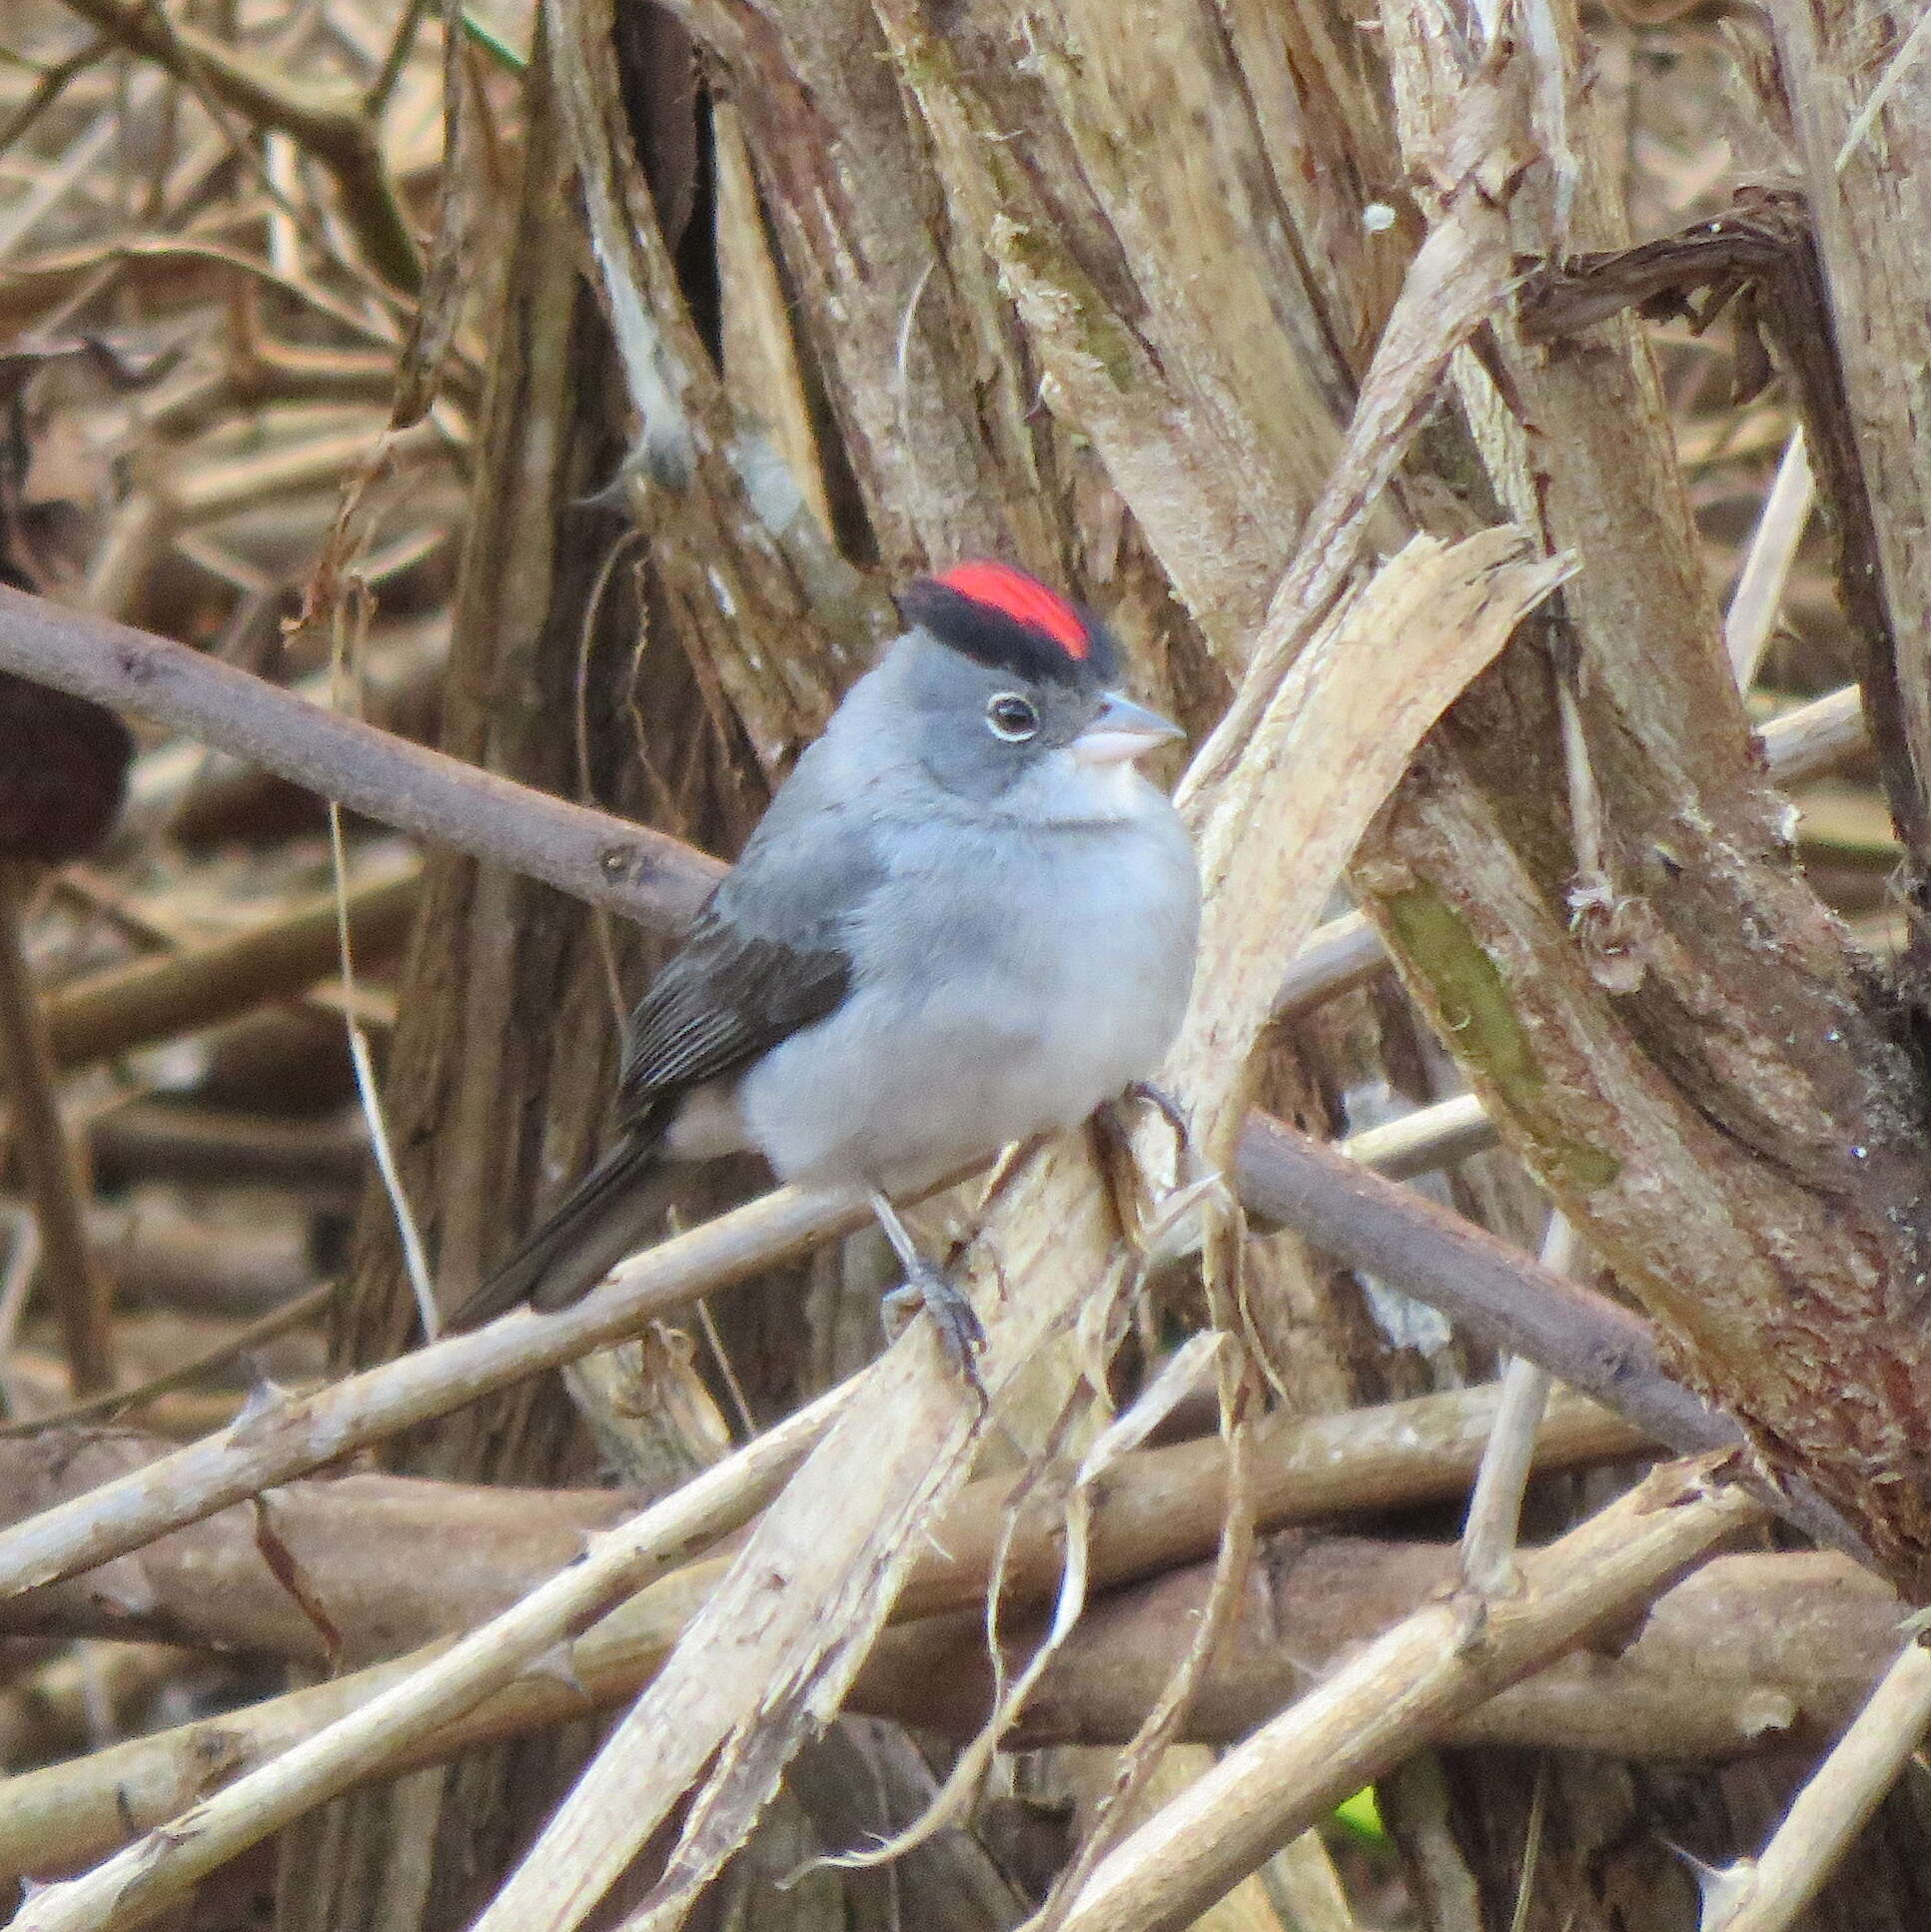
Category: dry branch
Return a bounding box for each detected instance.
[1367,14,1931,1595]
[904,1537,1903,1762]
[1758,13,1931,893]
[9,1390,852,1932]
[0,1115,1734,1607]
[52,0,422,292]
[43,849,420,1069]
[0,583,721,937]
[4,1531,1902,1885]
[1702,1638,1931,1932]
[0,1378,1650,1881]
[1174,529,1570,1163]
[1233,1114,1741,1470]
[7,1510,1909,1886]
[0,1381,1640,1662]
[1053,1460,1766,1932]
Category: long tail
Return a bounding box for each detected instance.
[446,1126,670,1331]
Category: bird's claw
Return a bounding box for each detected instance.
[882,1264,986,1393]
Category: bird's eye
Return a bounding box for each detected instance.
[985,693,1039,742]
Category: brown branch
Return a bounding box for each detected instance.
[1055,1461,1765,1932]
[0,588,1874,1035]
[43,851,420,1070]
[0,1378,1651,1879]
[88,1103,368,1193]
[54,0,423,293]
[0,1429,627,1664]
[887,1536,1903,1763]
[1233,1115,1726,1457]
[0,582,722,934]
[0,863,114,1393]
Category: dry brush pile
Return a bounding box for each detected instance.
[0,0,1929,1928]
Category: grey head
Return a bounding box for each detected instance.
[880,561,1183,816]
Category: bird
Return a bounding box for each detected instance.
[448,560,1201,1356]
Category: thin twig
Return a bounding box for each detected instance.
[0,28,113,154]
[1834,6,1931,171]
[329,803,437,1340]
[1725,430,1815,688]
[1706,1637,1931,1932]
[1459,1216,1578,1595]
[1338,1091,1492,1181]
[0,863,114,1394]
[365,0,432,114]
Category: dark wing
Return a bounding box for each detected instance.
[613,790,882,1127]
[448,770,878,1331]
[613,909,853,1125]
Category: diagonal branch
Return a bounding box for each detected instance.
[54,0,422,292]
[1051,1460,1766,1932]
[0,1378,1650,1882]
[1702,1637,1931,1932]
[0,1101,1796,1609]
[0,582,1869,1045]
[0,583,721,933]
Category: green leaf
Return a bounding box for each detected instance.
[1333,1786,1386,1844]
[459,9,526,72]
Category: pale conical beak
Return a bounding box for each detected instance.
[1071,691,1186,766]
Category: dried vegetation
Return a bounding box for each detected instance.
[0,0,1929,1928]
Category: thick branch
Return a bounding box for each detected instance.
[0,1431,626,1665]
[0,585,1871,1036]
[0,1380,1644,1661]
[894,1537,1901,1763]
[0,584,721,938]
[1057,1461,1765,1932]
[0,1381,1648,1880]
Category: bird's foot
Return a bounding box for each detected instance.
[882,1263,986,1386]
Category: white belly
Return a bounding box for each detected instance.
[737,798,1198,1189]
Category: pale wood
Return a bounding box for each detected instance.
[1054,1463,1765,1932]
